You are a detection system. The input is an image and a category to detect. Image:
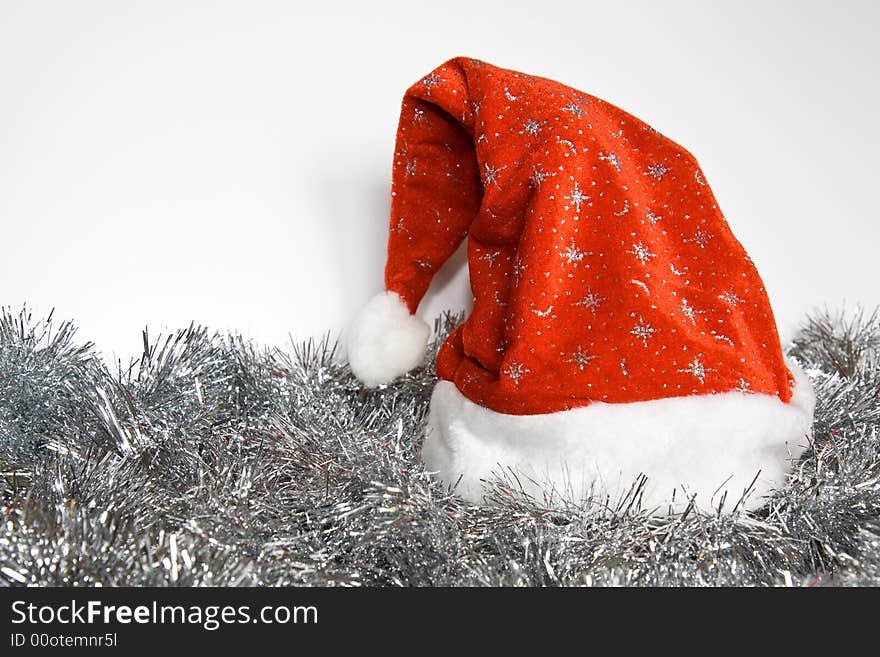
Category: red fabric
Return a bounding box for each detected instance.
[384,57,793,415]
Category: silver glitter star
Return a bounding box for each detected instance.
[523,118,544,136]
[405,159,417,176]
[565,347,597,371]
[421,73,443,94]
[678,298,705,325]
[646,163,671,180]
[503,360,531,385]
[719,289,744,306]
[685,229,714,248]
[413,107,426,123]
[483,163,506,187]
[678,356,714,384]
[613,200,630,217]
[599,151,622,172]
[694,170,706,186]
[513,259,527,284]
[564,182,590,213]
[628,241,655,264]
[530,166,554,187]
[630,316,659,347]
[560,239,589,264]
[562,102,584,118]
[736,377,752,393]
[646,211,663,224]
[481,250,501,266]
[574,289,606,314]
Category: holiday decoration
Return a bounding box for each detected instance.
[0,306,878,586]
[348,57,815,510]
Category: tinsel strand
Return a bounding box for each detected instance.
[1,305,879,586]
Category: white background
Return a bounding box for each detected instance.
[1,0,877,362]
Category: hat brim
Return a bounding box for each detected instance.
[422,359,815,513]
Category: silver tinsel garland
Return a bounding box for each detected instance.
[1,305,878,586]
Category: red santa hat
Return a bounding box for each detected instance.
[348,57,815,511]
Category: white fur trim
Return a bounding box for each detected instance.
[347,291,431,387]
[422,360,815,513]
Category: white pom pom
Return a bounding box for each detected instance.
[347,291,430,387]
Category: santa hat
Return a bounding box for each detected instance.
[348,57,815,511]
